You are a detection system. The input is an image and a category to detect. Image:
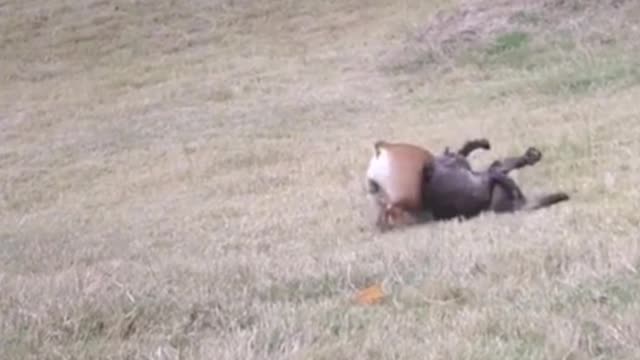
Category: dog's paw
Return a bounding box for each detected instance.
[524,147,542,164]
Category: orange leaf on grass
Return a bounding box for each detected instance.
[354,283,385,305]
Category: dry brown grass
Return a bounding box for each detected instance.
[2,0,640,358]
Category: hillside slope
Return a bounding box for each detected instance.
[2,0,640,358]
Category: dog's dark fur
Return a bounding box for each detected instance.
[420,139,569,221]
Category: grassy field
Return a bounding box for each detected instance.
[2,0,640,358]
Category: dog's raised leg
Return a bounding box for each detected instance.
[488,147,542,175]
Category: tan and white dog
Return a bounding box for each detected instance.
[365,140,434,231]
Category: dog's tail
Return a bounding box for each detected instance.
[523,192,570,211]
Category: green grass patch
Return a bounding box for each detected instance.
[509,10,543,26]
[440,48,640,107]
[461,32,580,72]
[487,31,530,56]
[536,59,640,96]
[468,316,548,360]
[258,273,348,303]
[552,273,640,314]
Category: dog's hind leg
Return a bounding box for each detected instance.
[487,170,527,212]
[483,147,570,213]
[488,147,542,175]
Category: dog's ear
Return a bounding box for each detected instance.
[373,140,386,157]
[420,162,434,206]
[421,160,435,191]
[422,162,434,181]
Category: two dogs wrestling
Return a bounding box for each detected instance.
[365,138,570,231]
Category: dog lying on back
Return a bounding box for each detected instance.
[365,138,570,231]
[422,138,569,221]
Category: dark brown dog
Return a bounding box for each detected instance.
[421,138,569,221]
